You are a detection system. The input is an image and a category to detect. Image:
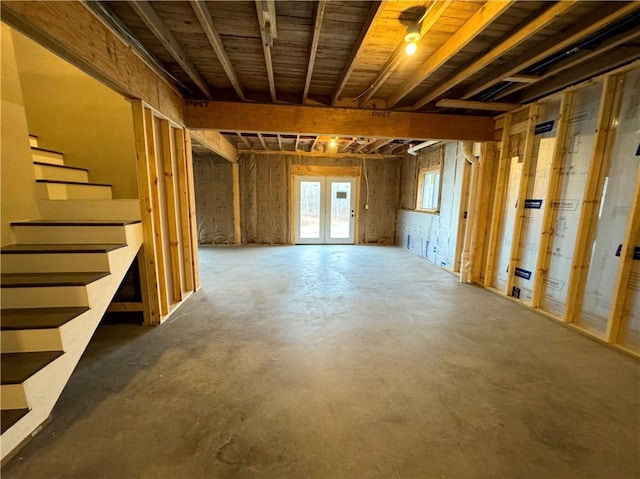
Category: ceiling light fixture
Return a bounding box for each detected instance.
[404,24,421,56]
[329,137,337,147]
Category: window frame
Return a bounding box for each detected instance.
[416,165,442,213]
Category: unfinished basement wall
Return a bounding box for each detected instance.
[238,153,400,244]
[396,143,469,270]
[11,28,138,199]
[193,153,235,244]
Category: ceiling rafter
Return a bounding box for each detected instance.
[459,2,640,102]
[255,0,277,102]
[303,0,326,103]
[190,0,245,100]
[386,0,514,108]
[128,0,213,99]
[330,1,386,105]
[359,0,451,107]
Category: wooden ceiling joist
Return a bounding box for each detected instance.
[236,132,252,150]
[460,1,640,101]
[257,133,268,150]
[339,138,357,154]
[255,0,277,102]
[186,100,495,141]
[310,136,319,152]
[128,0,213,99]
[277,134,283,151]
[386,0,514,108]
[436,99,521,112]
[330,1,386,105]
[359,0,451,107]
[190,0,245,100]
[503,74,542,84]
[366,138,393,154]
[294,134,300,151]
[303,0,326,103]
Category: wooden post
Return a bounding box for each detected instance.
[484,114,512,287]
[232,162,242,244]
[471,142,496,284]
[174,127,195,293]
[531,91,574,308]
[184,130,200,290]
[131,100,161,324]
[565,75,623,323]
[160,120,184,302]
[454,148,471,273]
[505,104,539,297]
[606,148,640,342]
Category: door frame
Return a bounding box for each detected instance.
[290,165,361,244]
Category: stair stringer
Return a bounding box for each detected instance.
[0,223,143,461]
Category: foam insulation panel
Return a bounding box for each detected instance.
[194,153,235,244]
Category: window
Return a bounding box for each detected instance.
[416,166,441,212]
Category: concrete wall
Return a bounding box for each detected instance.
[11,29,138,199]
[0,24,40,246]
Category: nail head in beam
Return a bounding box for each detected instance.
[436,99,522,112]
[190,0,245,100]
[128,0,213,99]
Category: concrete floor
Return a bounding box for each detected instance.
[4,245,639,478]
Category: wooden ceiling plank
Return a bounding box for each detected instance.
[190,130,238,162]
[387,0,515,108]
[330,1,386,106]
[436,99,521,112]
[303,1,326,103]
[190,0,245,100]
[257,133,268,150]
[186,100,496,142]
[359,0,451,107]
[460,2,640,101]
[128,0,213,99]
[255,0,277,102]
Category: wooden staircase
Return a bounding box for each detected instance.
[0,135,143,462]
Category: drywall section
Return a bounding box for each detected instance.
[11,28,138,199]
[194,153,235,244]
[0,24,39,246]
[238,153,400,244]
[396,143,467,269]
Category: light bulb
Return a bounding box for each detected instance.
[405,41,417,56]
[329,138,337,147]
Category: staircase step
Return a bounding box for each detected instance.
[1,271,109,288]
[11,220,140,244]
[33,162,89,183]
[1,351,63,385]
[0,244,124,273]
[1,307,90,330]
[1,243,126,254]
[1,409,30,434]
[29,135,38,148]
[35,179,112,200]
[31,147,64,166]
[38,199,141,221]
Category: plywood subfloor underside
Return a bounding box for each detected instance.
[4,246,639,478]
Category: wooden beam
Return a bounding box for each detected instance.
[339,137,357,154]
[255,0,277,102]
[183,131,200,290]
[366,138,393,154]
[461,2,640,101]
[531,92,574,308]
[294,134,300,151]
[503,74,541,84]
[565,75,622,323]
[186,100,495,142]
[236,132,252,150]
[310,136,319,152]
[174,128,195,293]
[129,0,213,99]
[505,105,539,297]
[241,149,399,160]
[391,140,411,154]
[387,1,514,108]
[411,1,577,110]
[484,113,512,287]
[257,133,268,150]
[1,1,183,123]
[303,0,326,103]
[232,162,242,245]
[189,129,237,163]
[331,1,385,105]
[277,134,283,151]
[359,0,451,107]
[436,99,522,112]
[471,142,496,284]
[190,0,245,100]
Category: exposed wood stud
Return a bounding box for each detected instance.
[565,75,622,323]
[484,113,512,287]
[331,0,385,105]
[255,0,277,102]
[531,91,574,308]
[232,162,242,245]
[387,0,514,108]
[303,0,326,103]
[257,133,268,150]
[128,0,213,99]
[190,0,245,100]
[436,99,522,112]
[174,128,195,293]
[471,142,496,284]
[505,104,539,297]
[183,131,200,290]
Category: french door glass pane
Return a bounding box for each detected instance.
[330,182,351,239]
[300,181,321,239]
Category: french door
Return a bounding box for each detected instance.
[294,176,356,244]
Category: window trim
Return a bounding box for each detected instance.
[415,165,442,213]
